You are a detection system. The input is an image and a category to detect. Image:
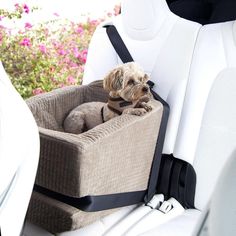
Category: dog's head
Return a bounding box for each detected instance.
[103,62,150,102]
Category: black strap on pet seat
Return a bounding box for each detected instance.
[105,25,196,209]
[104,24,170,204]
[34,185,146,212]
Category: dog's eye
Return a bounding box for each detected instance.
[128,79,135,85]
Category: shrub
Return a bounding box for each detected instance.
[0,3,120,99]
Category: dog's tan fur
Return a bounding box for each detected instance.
[63,62,152,134]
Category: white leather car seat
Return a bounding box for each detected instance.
[0,62,40,236]
[175,20,236,207]
[194,148,236,236]
[140,48,236,236]
[63,13,236,236]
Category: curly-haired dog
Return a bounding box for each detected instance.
[63,62,152,134]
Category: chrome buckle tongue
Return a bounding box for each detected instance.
[158,200,174,214]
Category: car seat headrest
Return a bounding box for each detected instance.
[121,0,172,40]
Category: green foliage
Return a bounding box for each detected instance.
[0,3,103,98]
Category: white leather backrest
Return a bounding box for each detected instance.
[0,62,40,235]
[174,21,236,163]
[83,0,201,154]
[193,68,236,210]
[170,21,236,210]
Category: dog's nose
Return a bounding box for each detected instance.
[142,86,149,93]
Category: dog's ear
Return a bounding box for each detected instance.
[103,67,124,91]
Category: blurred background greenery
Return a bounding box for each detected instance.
[0,1,120,98]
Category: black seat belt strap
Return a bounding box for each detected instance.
[105,24,169,203]
[104,25,134,63]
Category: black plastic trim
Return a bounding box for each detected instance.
[156,154,196,208]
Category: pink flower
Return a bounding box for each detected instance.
[75,49,88,63]
[107,12,112,17]
[23,4,30,14]
[20,38,31,47]
[67,75,76,84]
[73,47,80,58]
[58,49,67,56]
[0,16,4,21]
[32,88,43,96]
[70,62,78,68]
[81,49,88,63]
[14,3,20,9]
[53,12,60,17]
[39,44,47,54]
[79,65,84,73]
[76,26,84,34]
[24,22,32,29]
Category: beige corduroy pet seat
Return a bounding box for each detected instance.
[25,80,166,233]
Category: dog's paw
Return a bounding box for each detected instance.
[139,95,151,103]
[140,102,153,112]
[123,108,147,116]
[134,108,147,116]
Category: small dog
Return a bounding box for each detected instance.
[63,62,152,134]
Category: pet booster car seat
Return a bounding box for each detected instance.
[25,0,201,233]
[26,78,168,232]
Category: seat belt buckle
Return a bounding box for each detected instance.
[158,200,174,214]
[145,194,164,209]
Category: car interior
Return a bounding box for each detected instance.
[0,0,236,235]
